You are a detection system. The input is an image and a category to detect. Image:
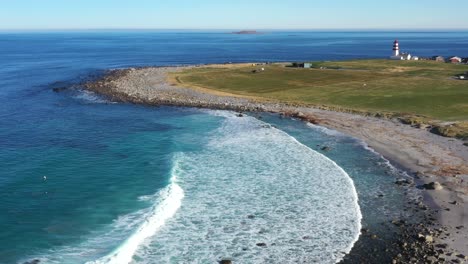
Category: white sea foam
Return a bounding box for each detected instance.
[87,161,185,264]
[129,111,362,263]
[73,90,110,104]
[306,122,346,137]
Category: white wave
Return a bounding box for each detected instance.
[20,157,185,264]
[88,161,184,264]
[132,111,362,264]
[306,122,346,137]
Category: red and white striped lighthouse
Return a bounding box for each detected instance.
[393,40,400,56]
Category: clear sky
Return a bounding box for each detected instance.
[1,0,467,30]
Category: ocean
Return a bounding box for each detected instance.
[1,30,467,264]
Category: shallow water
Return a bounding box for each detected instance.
[1,31,467,263]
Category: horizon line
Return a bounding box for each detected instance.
[1,27,468,32]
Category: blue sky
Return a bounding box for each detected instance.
[1,0,467,30]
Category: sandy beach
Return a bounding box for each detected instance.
[84,65,468,263]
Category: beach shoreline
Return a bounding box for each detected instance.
[82,65,468,262]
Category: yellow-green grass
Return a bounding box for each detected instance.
[170,60,468,122]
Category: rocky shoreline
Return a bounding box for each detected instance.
[81,65,467,263]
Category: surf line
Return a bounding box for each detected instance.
[88,162,184,264]
[283,129,363,262]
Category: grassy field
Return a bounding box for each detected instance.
[170,60,468,122]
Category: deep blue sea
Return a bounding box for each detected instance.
[1,31,468,264]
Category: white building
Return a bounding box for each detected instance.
[449,56,462,63]
[390,40,417,60]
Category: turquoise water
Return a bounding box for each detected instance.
[2,105,225,263]
[1,31,466,263]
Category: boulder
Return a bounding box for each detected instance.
[416,123,431,130]
[219,259,232,264]
[423,182,443,190]
[395,178,412,186]
[256,243,267,247]
[321,146,332,151]
[418,234,434,243]
[295,112,305,118]
[425,235,434,243]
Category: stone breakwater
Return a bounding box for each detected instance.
[85,67,268,112]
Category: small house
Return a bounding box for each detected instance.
[449,56,462,64]
[401,53,412,60]
[291,62,312,68]
[433,56,445,62]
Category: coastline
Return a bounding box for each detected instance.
[82,65,468,262]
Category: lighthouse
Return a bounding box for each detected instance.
[392,40,400,56]
[390,39,414,60]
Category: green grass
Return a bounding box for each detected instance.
[171,60,468,138]
[171,60,468,121]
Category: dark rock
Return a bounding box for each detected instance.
[247,215,255,219]
[23,260,40,264]
[52,87,67,93]
[395,178,413,186]
[219,259,232,264]
[321,146,332,151]
[256,243,267,247]
[435,243,448,249]
[237,113,244,117]
[392,219,405,226]
[423,182,443,190]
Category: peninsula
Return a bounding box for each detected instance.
[84,60,468,262]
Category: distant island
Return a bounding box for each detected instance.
[232,30,261,35]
